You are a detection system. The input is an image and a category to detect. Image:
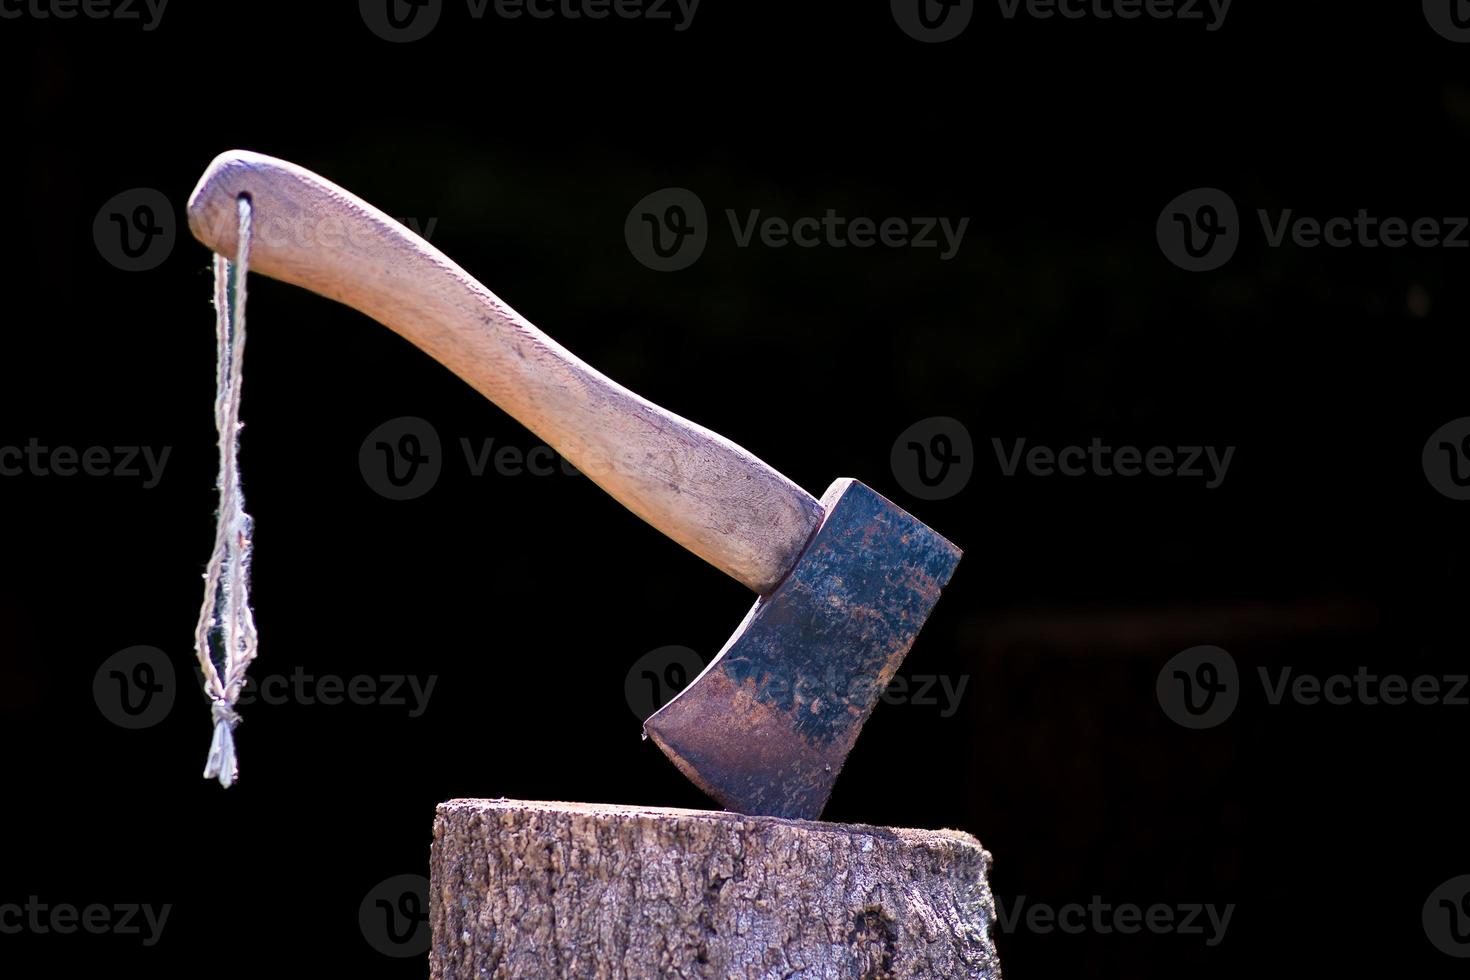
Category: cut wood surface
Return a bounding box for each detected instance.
[430,799,1001,980]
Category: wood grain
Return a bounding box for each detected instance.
[186,150,822,595]
[430,799,1002,979]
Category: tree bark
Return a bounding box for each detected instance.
[430,799,1001,979]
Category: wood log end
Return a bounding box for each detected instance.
[431,798,1000,980]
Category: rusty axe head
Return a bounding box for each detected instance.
[644,478,961,820]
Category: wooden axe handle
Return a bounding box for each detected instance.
[187,151,821,595]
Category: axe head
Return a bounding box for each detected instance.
[643,478,962,820]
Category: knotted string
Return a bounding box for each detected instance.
[194,195,258,788]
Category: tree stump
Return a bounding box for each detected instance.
[430,799,1001,979]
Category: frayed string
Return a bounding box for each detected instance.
[194,195,257,789]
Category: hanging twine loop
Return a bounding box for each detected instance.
[194,195,258,788]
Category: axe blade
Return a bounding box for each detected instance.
[643,478,962,820]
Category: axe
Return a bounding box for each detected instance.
[187,151,962,820]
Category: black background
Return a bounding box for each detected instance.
[2,2,1467,977]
